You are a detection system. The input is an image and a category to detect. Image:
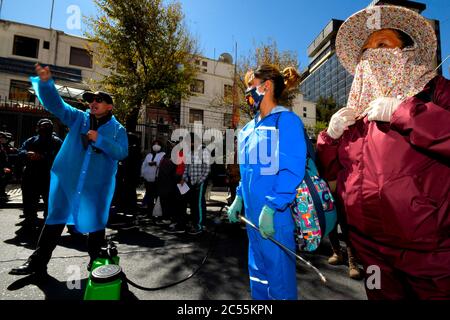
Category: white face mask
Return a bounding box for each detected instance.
[152,145,161,152]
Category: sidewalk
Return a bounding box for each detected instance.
[3,184,23,208]
[3,184,229,208]
[0,185,366,300]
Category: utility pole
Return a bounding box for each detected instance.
[49,0,55,29]
[0,0,4,19]
[232,42,240,129]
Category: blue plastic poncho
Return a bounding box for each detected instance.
[31,77,128,233]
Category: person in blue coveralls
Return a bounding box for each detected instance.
[9,64,128,276]
[227,64,306,300]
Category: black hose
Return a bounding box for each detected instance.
[122,225,218,291]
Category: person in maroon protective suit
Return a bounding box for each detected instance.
[317,5,450,300]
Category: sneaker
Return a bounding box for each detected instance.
[167,224,185,234]
[187,226,203,235]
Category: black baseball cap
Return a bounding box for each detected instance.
[82,91,114,105]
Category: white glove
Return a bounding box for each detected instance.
[366,97,402,122]
[327,107,357,140]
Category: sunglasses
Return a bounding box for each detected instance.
[86,96,104,104]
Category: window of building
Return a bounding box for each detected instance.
[202,61,208,67]
[69,47,93,68]
[189,109,204,124]
[9,80,36,102]
[303,112,307,118]
[332,84,338,94]
[13,35,39,58]
[303,107,307,112]
[43,41,50,50]
[224,84,233,99]
[223,113,233,127]
[190,79,205,94]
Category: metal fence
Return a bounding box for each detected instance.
[0,97,65,147]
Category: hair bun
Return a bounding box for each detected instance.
[244,70,255,87]
[282,67,300,90]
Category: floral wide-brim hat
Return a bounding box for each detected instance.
[336,5,437,75]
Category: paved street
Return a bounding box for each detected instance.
[0,188,366,300]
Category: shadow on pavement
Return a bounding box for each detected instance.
[7,274,139,300]
[4,225,42,250]
[7,274,86,300]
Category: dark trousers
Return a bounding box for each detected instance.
[187,182,207,229]
[29,224,106,268]
[0,173,8,198]
[143,181,157,212]
[159,193,176,221]
[172,190,188,228]
[328,197,351,253]
[21,176,50,220]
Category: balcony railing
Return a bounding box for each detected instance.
[0,97,47,113]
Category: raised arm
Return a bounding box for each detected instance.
[31,64,84,128]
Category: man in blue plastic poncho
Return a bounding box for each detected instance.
[10,64,128,276]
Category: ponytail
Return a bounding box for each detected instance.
[282,67,301,91]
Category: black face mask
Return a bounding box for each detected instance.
[245,83,266,114]
[38,127,53,138]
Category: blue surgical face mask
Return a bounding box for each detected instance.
[245,82,266,113]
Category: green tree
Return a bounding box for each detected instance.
[316,96,340,124]
[212,39,300,125]
[305,120,328,139]
[85,0,199,131]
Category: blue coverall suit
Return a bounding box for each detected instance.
[236,106,306,300]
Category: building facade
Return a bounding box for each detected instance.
[300,0,443,108]
[299,19,352,107]
[0,19,107,145]
[291,94,316,130]
[138,55,239,152]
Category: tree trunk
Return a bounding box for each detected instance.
[125,106,141,133]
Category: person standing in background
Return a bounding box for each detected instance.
[140,140,165,216]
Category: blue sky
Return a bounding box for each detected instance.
[1,0,449,76]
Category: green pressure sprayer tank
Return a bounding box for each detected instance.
[84,241,123,300]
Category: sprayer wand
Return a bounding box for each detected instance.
[239,215,327,283]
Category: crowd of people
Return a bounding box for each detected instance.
[3,5,449,301]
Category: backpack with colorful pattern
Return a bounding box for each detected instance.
[290,153,337,252]
[275,113,337,252]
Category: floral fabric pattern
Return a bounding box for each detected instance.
[347,48,436,114]
[336,5,437,76]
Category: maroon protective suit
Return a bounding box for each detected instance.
[317,76,450,299]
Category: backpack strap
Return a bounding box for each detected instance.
[274,112,316,162]
[275,111,326,227]
[303,172,326,229]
